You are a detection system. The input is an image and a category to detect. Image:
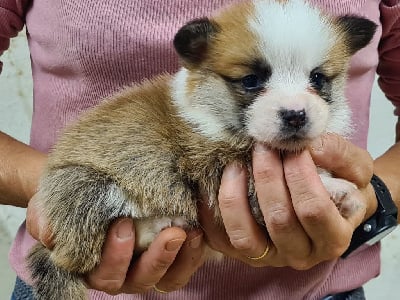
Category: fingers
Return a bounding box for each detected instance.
[252,144,312,267]
[120,227,186,294]
[85,222,205,295]
[204,137,372,270]
[85,218,135,294]
[309,133,377,219]
[155,230,206,292]
[309,133,373,187]
[200,197,269,266]
[283,151,356,260]
[28,195,204,296]
[26,193,41,240]
[26,192,54,248]
[217,162,268,260]
[198,200,239,257]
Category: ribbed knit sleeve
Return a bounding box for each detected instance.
[0,0,30,74]
[377,1,400,118]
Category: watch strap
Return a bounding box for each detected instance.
[370,174,398,217]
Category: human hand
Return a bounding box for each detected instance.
[27,194,206,295]
[200,133,376,269]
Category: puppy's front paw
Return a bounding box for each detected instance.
[320,176,360,218]
[134,216,190,253]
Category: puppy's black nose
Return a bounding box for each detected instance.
[279,109,307,129]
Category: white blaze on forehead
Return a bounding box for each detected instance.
[249,0,336,89]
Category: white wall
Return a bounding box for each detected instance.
[0,31,399,298]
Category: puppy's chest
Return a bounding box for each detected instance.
[176,139,252,190]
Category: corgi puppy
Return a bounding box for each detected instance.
[28,0,376,299]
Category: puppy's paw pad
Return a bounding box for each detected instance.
[321,176,359,218]
[153,217,173,232]
[134,216,189,253]
[171,216,189,228]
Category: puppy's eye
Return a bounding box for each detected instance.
[241,74,263,92]
[310,70,327,91]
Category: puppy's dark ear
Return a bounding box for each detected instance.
[337,15,377,55]
[173,18,219,66]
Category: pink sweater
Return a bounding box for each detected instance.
[1,0,400,299]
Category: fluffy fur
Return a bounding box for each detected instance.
[27,0,376,299]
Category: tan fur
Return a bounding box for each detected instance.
[43,74,254,270]
[46,73,252,253]
[322,20,352,78]
[207,2,259,78]
[29,71,253,299]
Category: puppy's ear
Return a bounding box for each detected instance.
[337,15,377,55]
[173,18,219,66]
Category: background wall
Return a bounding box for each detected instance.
[0,31,399,298]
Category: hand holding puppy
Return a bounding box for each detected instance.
[27,133,376,292]
[27,197,206,295]
[200,134,377,269]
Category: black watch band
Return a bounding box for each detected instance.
[341,174,398,258]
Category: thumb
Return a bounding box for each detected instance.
[26,192,54,249]
[309,133,373,187]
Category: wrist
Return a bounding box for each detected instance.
[0,132,47,207]
[373,142,400,223]
[19,151,47,203]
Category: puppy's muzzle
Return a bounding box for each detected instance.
[279,109,307,129]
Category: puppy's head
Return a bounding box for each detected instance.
[172,0,376,151]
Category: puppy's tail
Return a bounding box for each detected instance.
[27,243,87,300]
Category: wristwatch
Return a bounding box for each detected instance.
[341,174,398,258]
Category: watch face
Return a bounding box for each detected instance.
[366,226,398,246]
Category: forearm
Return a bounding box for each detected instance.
[373,135,400,223]
[0,131,46,207]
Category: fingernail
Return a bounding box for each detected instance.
[116,219,134,240]
[189,234,203,249]
[254,143,270,153]
[223,163,242,179]
[165,239,185,252]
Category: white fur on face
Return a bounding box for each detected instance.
[246,90,330,150]
[243,0,349,149]
[171,68,241,141]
